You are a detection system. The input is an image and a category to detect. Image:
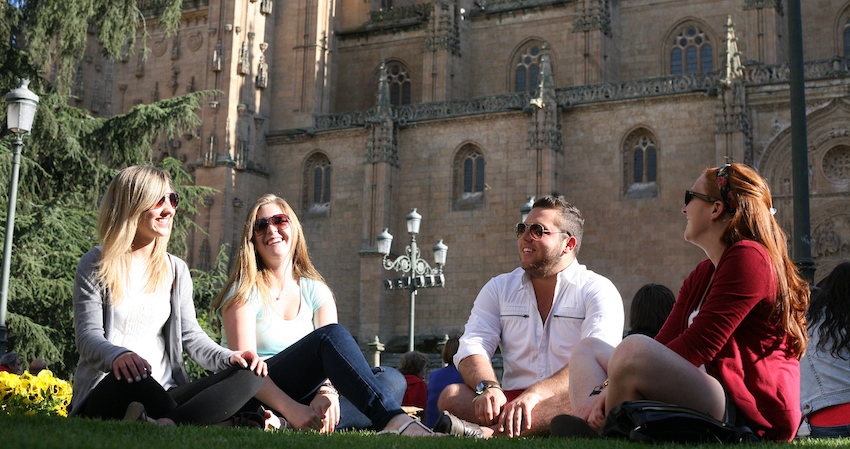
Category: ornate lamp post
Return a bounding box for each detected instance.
[1,79,40,356]
[377,208,448,352]
[520,196,535,222]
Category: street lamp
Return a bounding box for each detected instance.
[520,196,535,222]
[377,208,448,352]
[1,79,39,356]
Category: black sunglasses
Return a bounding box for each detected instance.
[515,222,571,241]
[684,190,720,206]
[254,214,290,233]
[155,192,180,209]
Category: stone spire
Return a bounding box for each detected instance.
[365,61,397,165]
[721,15,743,86]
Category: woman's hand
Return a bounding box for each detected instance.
[311,390,340,433]
[282,402,325,431]
[229,350,268,377]
[112,351,152,383]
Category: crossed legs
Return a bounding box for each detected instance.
[569,335,727,429]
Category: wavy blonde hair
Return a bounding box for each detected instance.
[212,194,326,315]
[96,165,174,305]
[703,163,809,358]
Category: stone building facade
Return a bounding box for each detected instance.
[75,0,850,347]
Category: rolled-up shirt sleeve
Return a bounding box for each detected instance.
[455,277,503,366]
[579,275,624,347]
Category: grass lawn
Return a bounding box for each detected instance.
[3,415,849,449]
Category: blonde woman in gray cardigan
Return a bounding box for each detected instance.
[70,165,268,426]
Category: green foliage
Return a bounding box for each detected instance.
[2,0,184,94]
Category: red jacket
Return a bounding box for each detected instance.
[655,241,801,441]
[402,374,427,410]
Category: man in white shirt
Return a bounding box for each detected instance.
[436,195,623,437]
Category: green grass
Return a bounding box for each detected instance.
[3,414,849,449]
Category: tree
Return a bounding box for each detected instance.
[0,0,220,379]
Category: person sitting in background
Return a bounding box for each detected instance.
[0,353,23,374]
[425,335,464,427]
[627,284,675,338]
[28,359,47,375]
[398,351,429,412]
[800,262,850,438]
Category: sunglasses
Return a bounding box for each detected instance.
[515,222,571,240]
[155,192,180,209]
[684,190,720,206]
[254,214,290,233]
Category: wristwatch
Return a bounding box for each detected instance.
[475,380,501,396]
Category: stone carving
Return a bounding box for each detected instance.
[823,145,850,185]
[212,43,222,72]
[187,31,203,52]
[742,0,783,15]
[136,53,145,77]
[573,0,612,36]
[424,1,460,55]
[168,65,180,95]
[257,43,269,89]
[238,41,250,75]
[172,33,180,60]
[812,214,850,259]
[153,38,167,58]
[260,0,272,15]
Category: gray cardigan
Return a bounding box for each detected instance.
[69,247,236,415]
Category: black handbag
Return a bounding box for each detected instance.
[600,400,760,444]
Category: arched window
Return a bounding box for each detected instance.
[670,25,713,75]
[386,62,411,106]
[514,43,542,92]
[303,152,332,218]
[623,129,659,200]
[453,144,486,210]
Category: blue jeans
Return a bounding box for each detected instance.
[338,366,406,429]
[810,423,850,438]
[257,324,405,430]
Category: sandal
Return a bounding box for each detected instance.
[230,411,265,429]
[378,416,436,436]
[259,406,290,431]
[433,411,483,438]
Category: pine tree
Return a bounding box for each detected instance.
[0,0,219,379]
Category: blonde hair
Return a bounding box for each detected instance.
[703,163,809,358]
[96,165,174,305]
[212,194,326,315]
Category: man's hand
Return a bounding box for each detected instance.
[586,388,608,430]
[498,391,542,437]
[310,390,340,433]
[473,387,507,426]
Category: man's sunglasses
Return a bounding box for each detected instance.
[254,214,290,233]
[155,192,180,209]
[515,222,571,241]
[684,190,719,206]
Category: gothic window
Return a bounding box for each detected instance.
[453,144,486,211]
[623,129,659,200]
[670,26,713,75]
[515,44,542,92]
[303,152,332,219]
[386,62,411,106]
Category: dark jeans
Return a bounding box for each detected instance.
[810,423,850,438]
[78,364,266,425]
[250,323,405,430]
[338,366,406,429]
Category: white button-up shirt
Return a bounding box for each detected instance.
[454,261,624,391]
